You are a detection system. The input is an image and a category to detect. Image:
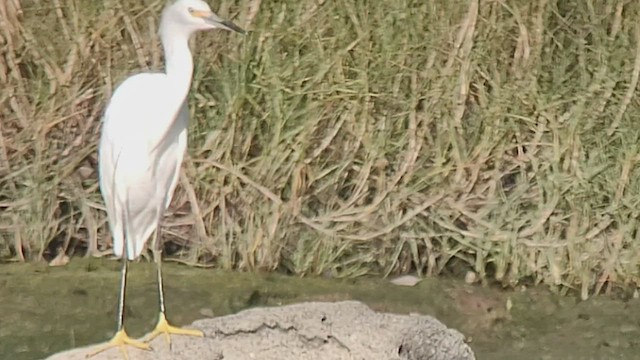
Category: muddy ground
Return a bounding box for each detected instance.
[1,259,638,359]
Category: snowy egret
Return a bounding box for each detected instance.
[88,0,244,357]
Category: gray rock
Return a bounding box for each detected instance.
[46,301,475,360]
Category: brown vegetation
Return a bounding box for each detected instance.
[2,0,640,298]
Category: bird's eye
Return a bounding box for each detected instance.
[187,7,194,13]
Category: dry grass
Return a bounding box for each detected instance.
[2,0,640,298]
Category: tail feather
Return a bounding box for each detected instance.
[110,147,129,259]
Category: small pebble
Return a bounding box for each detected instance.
[620,324,638,333]
[48,253,70,267]
[199,308,215,317]
[390,275,422,287]
[464,271,477,284]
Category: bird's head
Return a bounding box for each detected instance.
[163,0,245,35]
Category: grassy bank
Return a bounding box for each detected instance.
[2,0,640,298]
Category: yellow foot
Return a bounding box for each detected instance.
[85,329,150,359]
[145,312,204,346]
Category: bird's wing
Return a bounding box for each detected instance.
[163,100,189,211]
[98,73,189,260]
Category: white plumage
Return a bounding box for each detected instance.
[88,1,244,356]
[98,0,243,260]
[99,73,189,259]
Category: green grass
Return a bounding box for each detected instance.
[2,0,640,298]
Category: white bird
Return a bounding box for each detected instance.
[89,0,244,357]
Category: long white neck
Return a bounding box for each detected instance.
[159,24,194,105]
